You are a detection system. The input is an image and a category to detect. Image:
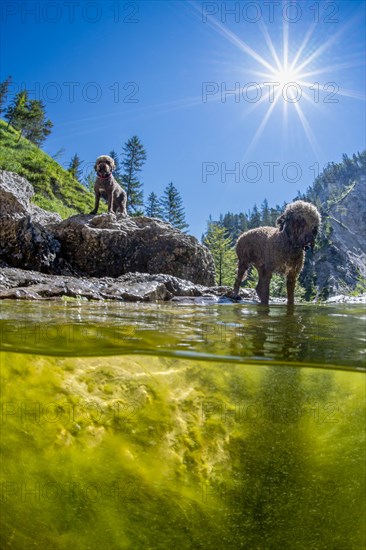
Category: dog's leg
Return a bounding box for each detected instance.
[107,192,114,213]
[256,268,271,305]
[121,194,127,217]
[286,272,297,305]
[90,191,100,215]
[233,261,248,297]
[115,194,127,216]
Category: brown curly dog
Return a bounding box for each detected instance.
[233,200,321,304]
[90,155,127,216]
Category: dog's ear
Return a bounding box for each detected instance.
[277,211,297,237]
[109,159,115,171]
[276,213,287,231]
[94,162,98,172]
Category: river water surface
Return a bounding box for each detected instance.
[0,300,365,549]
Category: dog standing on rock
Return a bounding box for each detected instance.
[90,155,127,216]
[233,200,321,305]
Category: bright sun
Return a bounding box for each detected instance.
[272,67,300,88]
[265,65,303,103]
[193,6,361,155]
[190,2,362,156]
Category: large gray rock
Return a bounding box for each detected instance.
[51,213,215,286]
[0,171,62,272]
[0,171,215,286]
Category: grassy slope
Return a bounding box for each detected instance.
[0,120,99,218]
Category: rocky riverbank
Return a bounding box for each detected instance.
[0,265,364,304]
[1,170,365,304]
[0,170,247,302]
[0,266,244,302]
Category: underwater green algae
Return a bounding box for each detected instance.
[0,301,365,549]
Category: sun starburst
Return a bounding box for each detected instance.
[192,2,364,156]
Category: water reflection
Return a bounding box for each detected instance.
[0,300,365,371]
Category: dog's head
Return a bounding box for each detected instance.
[94,155,115,178]
[277,200,321,251]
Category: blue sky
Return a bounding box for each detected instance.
[1,0,365,237]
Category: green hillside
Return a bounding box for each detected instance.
[0,119,96,218]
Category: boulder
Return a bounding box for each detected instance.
[0,171,62,272]
[51,213,215,286]
[0,171,215,286]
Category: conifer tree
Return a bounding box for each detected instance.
[248,204,261,228]
[109,150,123,183]
[160,182,189,231]
[204,222,236,286]
[239,212,249,233]
[145,192,163,218]
[0,75,12,115]
[5,90,28,136]
[84,170,96,192]
[269,206,281,226]
[121,136,146,215]
[23,99,53,146]
[68,154,84,183]
[5,91,52,145]
[261,199,271,226]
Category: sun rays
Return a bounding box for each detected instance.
[193,1,365,156]
[53,1,364,153]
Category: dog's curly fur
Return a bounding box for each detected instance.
[233,200,321,304]
[90,155,127,216]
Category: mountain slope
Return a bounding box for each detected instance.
[299,152,366,297]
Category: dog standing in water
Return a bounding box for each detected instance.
[233,200,321,305]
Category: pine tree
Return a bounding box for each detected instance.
[109,150,123,183]
[204,222,237,286]
[5,90,28,136]
[221,212,248,244]
[239,212,249,233]
[269,206,281,226]
[68,154,84,182]
[0,75,12,115]
[5,92,53,146]
[261,199,271,226]
[121,136,147,215]
[160,182,189,231]
[23,100,53,146]
[248,204,261,228]
[84,170,96,192]
[145,192,163,218]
